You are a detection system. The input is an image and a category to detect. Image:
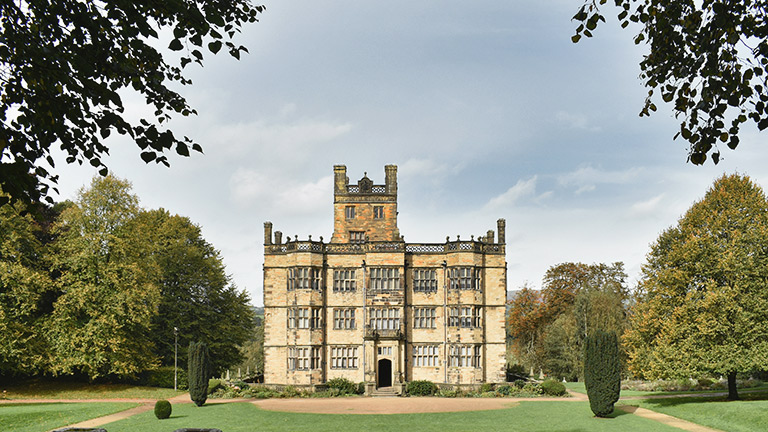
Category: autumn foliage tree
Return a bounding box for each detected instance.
[625,173,768,400]
[507,262,629,380]
[506,285,546,370]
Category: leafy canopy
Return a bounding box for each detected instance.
[574,0,768,165]
[625,173,768,400]
[0,1,264,206]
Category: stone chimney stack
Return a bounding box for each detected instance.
[264,222,273,245]
[334,165,348,196]
[385,164,398,196]
[497,219,506,244]
[486,230,495,244]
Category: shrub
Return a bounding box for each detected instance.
[697,378,714,389]
[479,383,495,393]
[406,380,437,396]
[326,377,357,395]
[584,330,621,417]
[519,382,542,397]
[139,366,188,390]
[188,341,210,407]
[154,400,172,419]
[541,379,567,396]
[357,382,366,395]
[247,385,280,399]
[496,384,514,396]
[208,379,223,394]
[437,388,464,397]
[281,385,302,398]
[513,379,526,389]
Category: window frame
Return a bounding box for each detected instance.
[370,267,401,291]
[333,308,356,330]
[412,268,438,293]
[448,267,482,291]
[412,345,439,367]
[333,269,357,292]
[287,267,322,291]
[368,307,400,330]
[413,307,436,329]
[349,231,365,243]
[330,346,359,369]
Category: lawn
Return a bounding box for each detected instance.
[104,400,682,432]
[1,380,184,400]
[565,381,768,398]
[0,402,138,432]
[624,394,768,432]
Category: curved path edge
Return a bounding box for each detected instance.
[617,405,723,432]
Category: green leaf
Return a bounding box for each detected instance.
[176,143,190,157]
[140,151,156,163]
[571,34,582,43]
[690,152,706,164]
[169,39,184,51]
[208,40,222,54]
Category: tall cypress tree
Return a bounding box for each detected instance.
[188,341,210,407]
[584,330,620,417]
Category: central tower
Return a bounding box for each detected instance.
[331,165,400,243]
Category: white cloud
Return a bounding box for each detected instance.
[206,117,353,163]
[555,111,602,132]
[629,193,665,216]
[229,170,333,216]
[558,165,643,194]
[484,176,540,210]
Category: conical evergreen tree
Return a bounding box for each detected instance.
[584,330,620,417]
[188,341,210,406]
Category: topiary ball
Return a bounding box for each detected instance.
[154,399,172,419]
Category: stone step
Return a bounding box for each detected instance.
[369,386,401,397]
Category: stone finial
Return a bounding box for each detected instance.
[446,236,450,242]
[497,219,506,244]
[308,235,312,241]
[263,222,273,246]
[319,236,324,242]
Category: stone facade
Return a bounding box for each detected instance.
[263,165,507,392]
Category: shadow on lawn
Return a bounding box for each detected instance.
[639,390,768,408]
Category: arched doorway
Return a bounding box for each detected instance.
[377,359,392,388]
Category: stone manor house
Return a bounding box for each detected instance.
[262,165,507,393]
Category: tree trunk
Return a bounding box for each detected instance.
[727,372,739,401]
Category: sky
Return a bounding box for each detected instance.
[49,1,768,306]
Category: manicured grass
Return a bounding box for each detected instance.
[626,393,768,432]
[0,402,138,432]
[2,380,184,400]
[104,401,682,432]
[565,381,768,397]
